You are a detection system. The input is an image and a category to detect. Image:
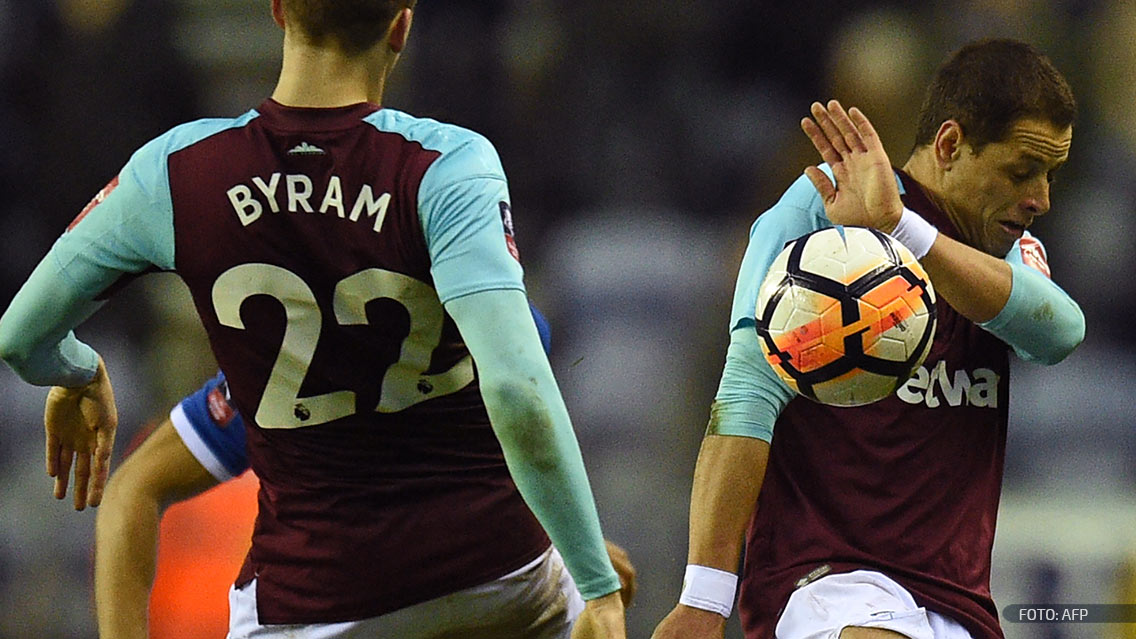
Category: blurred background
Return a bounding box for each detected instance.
[1,0,1134,637]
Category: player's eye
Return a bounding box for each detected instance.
[1009,170,1031,184]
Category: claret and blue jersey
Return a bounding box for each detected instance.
[717,164,1082,639]
[172,302,554,486]
[0,99,590,624]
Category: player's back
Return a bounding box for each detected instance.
[164,100,549,623]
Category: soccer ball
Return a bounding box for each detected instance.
[755,226,936,407]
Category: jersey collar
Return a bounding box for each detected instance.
[255,99,382,132]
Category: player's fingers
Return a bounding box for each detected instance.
[54,475,69,501]
[848,107,884,152]
[88,430,114,508]
[810,102,851,156]
[604,541,637,606]
[45,431,60,477]
[804,166,837,204]
[827,100,866,153]
[617,562,637,607]
[73,454,91,511]
[801,117,844,167]
[54,446,74,500]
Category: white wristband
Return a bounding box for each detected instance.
[679,564,738,619]
[889,207,939,259]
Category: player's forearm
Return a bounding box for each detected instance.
[481,378,620,600]
[0,254,102,387]
[921,235,1084,363]
[94,419,224,637]
[979,261,1085,364]
[918,233,1012,324]
[686,434,768,570]
[94,477,161,639]
[447,289,620,600]
[2,157,173,385]
[687,329,780,568]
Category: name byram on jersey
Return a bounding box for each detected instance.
[227,172,392,231]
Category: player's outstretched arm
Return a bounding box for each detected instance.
[446,288,625,639]
[654,321,788,639]
[0,132,178,502]
[95,418,220,639]
[800,99,1017,321]
[801,100,1083,362]
[0,250,119,509]
[651,433,769,639]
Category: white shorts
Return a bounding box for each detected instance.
[774,570,975,639]
[227,546,584,639]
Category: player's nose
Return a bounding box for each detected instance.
[1022,180,1050,217]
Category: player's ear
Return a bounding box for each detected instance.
[388,7,413,54]
[933,120,964,169]
[271,0,285,29]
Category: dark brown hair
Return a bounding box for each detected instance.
[912,39,1076,152]
[282,0,417,54]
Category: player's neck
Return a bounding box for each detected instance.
[272,37,393,108]
[901,150,963,231]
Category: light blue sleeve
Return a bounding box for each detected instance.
[363,110,525,303]
[980,233,1085,364]
[0,114,256,387]
[710,327,796,442]
[0,135,174,385]
[710,170,831,440]
[729,169,833,330]
[417,135,525,303]
[446,289,620,600]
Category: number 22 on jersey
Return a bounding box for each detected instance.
[212,263,474,429]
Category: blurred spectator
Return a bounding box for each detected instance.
[823,7,932,159]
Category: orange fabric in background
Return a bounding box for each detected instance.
[148,471,259,638]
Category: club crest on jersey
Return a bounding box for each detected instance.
[1018,236,1050,278]
[69,175,120,231]
[207,382,237,427]
[500,201,520,261]
[287,141,326,156]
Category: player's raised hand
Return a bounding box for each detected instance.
[650,604,726,639]
[571,591,626,639]
[44,356,118,510]
[801,100,904,233]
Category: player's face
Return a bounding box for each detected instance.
[943,118,1072,257]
